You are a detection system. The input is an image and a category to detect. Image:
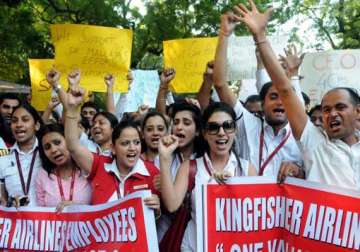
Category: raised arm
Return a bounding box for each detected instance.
[63,85,93,174]
[105,74,116,115]
[159,135,189,213]
[41,96,60,124]
[155,68,175,115]
[279,44,305,106]
[213,12,238,107]
[197,61,214,110]
[46,69,67,106]
[233,0,308,139]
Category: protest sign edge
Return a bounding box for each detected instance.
[284,177,360,199]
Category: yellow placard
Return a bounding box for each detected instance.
[51,24,133,92]
[28,59,55,111]
[163,37,217,93]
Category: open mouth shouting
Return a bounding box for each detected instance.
[273,108,285,116]
[150,136,161,146]
[14,129,27,139]
[126,153,137,162]
[52,153,66,164]
[92,128,103,139]
[175,133,187,145]
[328,119,342,132]
[214,138,229,151]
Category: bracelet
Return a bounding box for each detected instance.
[254,39,268,46]
[219,30,231,37]
[65,114,78,120]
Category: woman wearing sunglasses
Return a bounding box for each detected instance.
[159,102,256,252]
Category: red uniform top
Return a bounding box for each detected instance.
[88,154,160,205]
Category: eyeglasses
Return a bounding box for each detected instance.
[205,120,236,135]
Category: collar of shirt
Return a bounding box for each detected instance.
[10,137,39,155]
[104,158,149,182]
[203,152,238,176]
[263,120,289,138]
[324,129,360,147]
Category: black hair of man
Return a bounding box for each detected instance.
[308,104,322,117]
[301,92,310,106]
[326,87,360,106]
[81,101,98,112]
[0,93,20,105]
[259,82,273,103]
[245,95,261,105]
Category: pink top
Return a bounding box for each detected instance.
[35,168,92,207]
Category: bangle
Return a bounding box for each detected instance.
[254,39,268,46]
[219,30,231,37]
[65,114,78,120]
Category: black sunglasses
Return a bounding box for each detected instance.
[205,120,236,135]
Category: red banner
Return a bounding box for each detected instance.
[197,177,360,252]
[0,191,158,251]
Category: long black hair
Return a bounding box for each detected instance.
[202,102,243,175]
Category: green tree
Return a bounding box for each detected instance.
[295,0,360,49]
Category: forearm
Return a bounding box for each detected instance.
[64,109,81,152]
[155,86,168,115]
[213,35,237,106]
[254,34,292,93]
[160,156,187,212]
[64,108,93,174]
[41,106,53,124]
[197,80,212,110]
[106,86,116,115]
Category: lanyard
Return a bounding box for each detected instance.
[113,175,121,200]
[56,169,76,201]
[15,148,38,195]
[258,127,291,176]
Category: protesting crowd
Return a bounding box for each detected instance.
[0,1,359,251]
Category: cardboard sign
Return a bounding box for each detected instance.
[163,37,217,93]
[51,24,133,92]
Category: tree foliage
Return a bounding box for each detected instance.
[293,0,360,50]
[0,0,359,84]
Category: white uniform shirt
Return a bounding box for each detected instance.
[299,119,360,190]
[0,138,42,206]
[234,100,303,177]
[181,152,249,251]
